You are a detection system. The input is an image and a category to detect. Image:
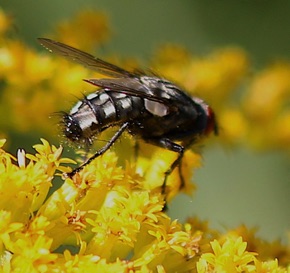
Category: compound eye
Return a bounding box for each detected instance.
[63,114,83,142]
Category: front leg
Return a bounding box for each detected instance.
[66,122,129,178]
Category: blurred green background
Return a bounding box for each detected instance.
[2,0,290,241]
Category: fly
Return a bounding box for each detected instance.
[38,38,218,193]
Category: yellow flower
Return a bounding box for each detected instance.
[243,63,290,124]
[0,134,289,271]
[0,8,12,36]
[0,210,23,253]
[184,48,248,105]
[53,10,110,51]
[0,10,105,138]
[0,139,70,222]
[10,234,57,272]
[0,138,204,272]
[218,108,248,146]
[254,259,288,273]
[273,111,290,150]
[242,63,290,150]
[197,236,256,273]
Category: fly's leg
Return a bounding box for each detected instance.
[66,122,129,178]
[145,138,186,194]
[160,140,185,194]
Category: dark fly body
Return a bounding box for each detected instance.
[38,38,218,193]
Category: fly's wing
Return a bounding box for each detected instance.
[38,38,135,78]
[84,78,172,104]
[38,38,184,112]
[85,77,191,111]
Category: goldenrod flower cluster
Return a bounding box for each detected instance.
[0,9,105,137]
[0,139,201,272]
[1,139,290,272]
[1,8,290,272]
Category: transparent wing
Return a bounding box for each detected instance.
[38,38,180,111]
[84,78,171,105]
[38,38,135,78]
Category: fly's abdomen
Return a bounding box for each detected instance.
[62,90,144,144]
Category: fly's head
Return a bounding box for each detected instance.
[192,97,218,136]
[205,106,218,136]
